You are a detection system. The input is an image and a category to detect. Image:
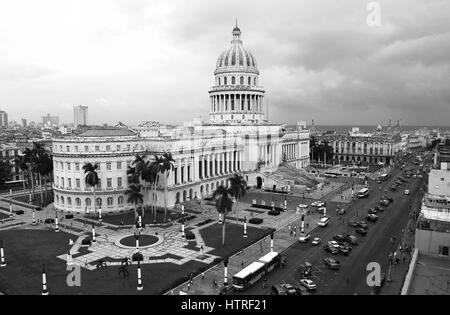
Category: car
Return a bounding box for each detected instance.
[280,283,298,295]
[379,200,389,207]
[311,201,325,207]
[333,234,346,242]
[357,221,369,229]
[337,245,350,256]
[323,244,339,254]
[337,207,346,215]
[317,217,330,227]
[344,234,358,245]
[418,175,423,179]
[367,214,378,222]
[299,279,317,290]
[295,286,310,295]
[375,205,384,212]
[219,285,235,295]
[271,284,288,295]
[355,227,368,236]
[328,240,340,248]
[368,208,377,215]
[347,220,359,228]
[299,234,311,243]
[311,237,321,246]
[323,258,341,270]
[404,189,410,195]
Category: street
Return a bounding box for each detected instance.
[237,157,426,295]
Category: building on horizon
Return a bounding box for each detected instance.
[42,113,60,128]
[74,105,88,129]
[0,110,8,128]
[52,25,311,214]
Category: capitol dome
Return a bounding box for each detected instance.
[215,26,259,75]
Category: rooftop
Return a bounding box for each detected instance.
[408,254,450,295]
[79,127,137,137]
[428,169,450,196]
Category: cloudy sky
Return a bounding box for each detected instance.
[0,0,449,126]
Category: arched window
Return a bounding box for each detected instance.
[254,78,257,85]
[118,196,124,205]
[232,77,235,84]
[75,198,81,206]
[224,77,227,85]
[218,77,221,85]
[96,198,102,207]
[107,197,113,206]
[61,196,65,204]
[85,198,91,206]
[248,77,251,85]
[240,76,244,85]
[56,195,59,204]
[67,197,72,206]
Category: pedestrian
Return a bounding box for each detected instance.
[213,279,218,287]
[241,261,244,269]
[201,272,205,279]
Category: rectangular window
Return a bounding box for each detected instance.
[106,145,111,151]
[68,178,72,188]
[117,145,121,151]
[84,146,89,152]
[61,162,64,170]
[95,145,100,152]
[67,162,71,171]
[106,162,111,170]
[76,179,80,188]
[117,177,122,187]
[75,163,80,171]
[66,146,70,152]
[75,146,79,152]
[107,178,112,188]
[61,177,64,188]
[117,162,122,170]
[439,246,449,256]
[97,178,101,188]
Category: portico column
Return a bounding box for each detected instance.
[205,155,209,178]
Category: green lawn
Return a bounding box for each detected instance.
[13,190,54,207]
[198,222,275,258]
[101,208,185,226]
[0,229,213,295]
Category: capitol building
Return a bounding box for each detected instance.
[52,25,310,214]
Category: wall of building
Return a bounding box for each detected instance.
[415,228,450,259]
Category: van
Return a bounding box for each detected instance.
[317,217,330,227]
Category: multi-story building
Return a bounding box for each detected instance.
[0,144,22,181]
[42,113,60,128]
[0,110,8,128]
[318,130,402,166]
[52,25,310,214]
[73,105,88,129]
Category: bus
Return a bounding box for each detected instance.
[357,187,369,198]
[232,252,280,291]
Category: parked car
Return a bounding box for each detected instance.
[317,217,330,227]
[333,234,346,242]
[337,207,346,215]
[271,284,288,295]
[347,220,359,228]
[375,205,384,212]
[355,227,368,236]
[404,189,410,195]
[368,208,377,215]
[357,221,369,229]
[299,279,317,290]
[299,234,311,243]
[280,283,298,295]
[367,214,378,222]
[323,244,339,254]
[295,286,310,295]
[311,237,321,246]
[344,234,358,245]
[323,258,341,270]
[328,240,340,248]
[337,245,350,256]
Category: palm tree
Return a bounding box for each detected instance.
[132,155,148,216]
[228,174,247,222]
[22,147,36,198]
[160,152,175,222]
[14,155,29,193]
[32,142,48,203]
[83,163,99,216]
[147,155,164,223]
[125,184,144,220]
[213,186,233,246]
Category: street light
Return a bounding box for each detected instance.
[42,264,49,295]
[0,240,6,267]
[134,230,141,252]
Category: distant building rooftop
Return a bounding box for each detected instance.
[428,169,450,196]
[79,127,137,137]
[408,254,450,295]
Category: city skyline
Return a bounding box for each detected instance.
[0,0,449,126]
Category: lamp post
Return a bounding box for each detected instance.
[137,260,143,291]
[55,214,60,233]
[134,230,140,253]
[0,240,6,267]
[67,250,72,266]
[138,215,142,231]
[42,265,49,295]
[223,257,229,286]
[181,219,186,240]
[243,216,247,238]
[270,233,274,252]
[92,225,96,243]
[181,204,185,215]
[218,213,222,224]
[9,203,12,216]
[32,209,36,225]
[284,196,287,211]
[98,208,102,223]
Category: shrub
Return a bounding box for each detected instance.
[44,218,55,224]
[185,231,195,240]
[81,238,92,245]
[132,252,144,262]
[249,218,263,224]
[268,210,280,216]
[15,210,24,215]
[65,214,74,219]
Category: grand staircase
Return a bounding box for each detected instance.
[273,163,320,188]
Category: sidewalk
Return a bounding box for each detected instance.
[166,211,321,295]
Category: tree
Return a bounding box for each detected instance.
[228,174,247,222]
[160,152,175,222]
[212,185,233,246]
[0,161,12,187]
[14,155,28,192]
[125,184,144,220]
[147,155,164,223]
[83,163,99,215]
[132,155,148,216]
